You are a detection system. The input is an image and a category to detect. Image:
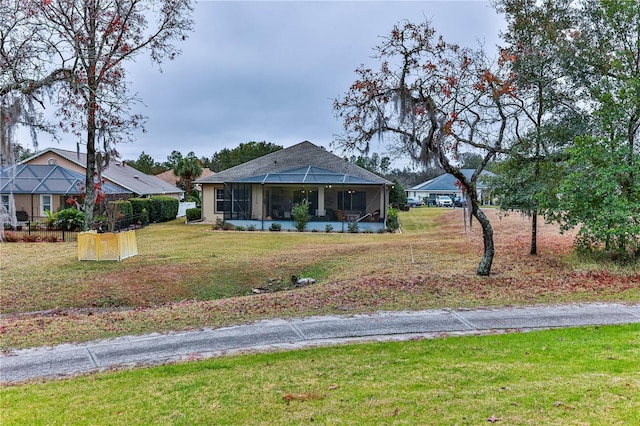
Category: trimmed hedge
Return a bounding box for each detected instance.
[186,208,201,222]
[149,196,179,223]
[109,200,133,217]
[129,198,152,216]
[127,197,178,223]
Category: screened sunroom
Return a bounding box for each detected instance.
[217,166,388,232]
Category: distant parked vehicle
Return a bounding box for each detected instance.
[436,196,453,207]
[406,197,424,207]
[453,196,466,207]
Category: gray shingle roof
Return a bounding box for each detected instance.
[409,169,495,192]
[196,141,392,185]
[21,148,184,197]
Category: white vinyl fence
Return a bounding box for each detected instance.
[177,201,196,217]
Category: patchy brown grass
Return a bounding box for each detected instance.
[1,208,638,349]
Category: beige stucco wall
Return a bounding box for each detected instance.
[200,183,223,223]
[27,153,84,172]
[8,193,68,220]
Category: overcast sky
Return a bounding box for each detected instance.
[29,0,507,167]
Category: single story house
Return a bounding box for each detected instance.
[407,169,495,205]
[21,148,184,200]
[195,141,393,232]
[1,164,131,221]
[155,168,216,188]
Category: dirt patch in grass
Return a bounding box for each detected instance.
[77,264,197,307]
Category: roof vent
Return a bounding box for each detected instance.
[47,158,57,165]
[134,175,139,179]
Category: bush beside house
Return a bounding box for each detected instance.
[186,208,201,222]
[129,198,153,217]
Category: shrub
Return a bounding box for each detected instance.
[235,226,245,231]
[2,232,62,243]
[386,207,400,233]
[3,231,21,242]
[189,189,201,203]
[129,198,152,217]
[390,178,408,205]
[247,224,256,231]
[149,196,179,222]
[213,217,225,230]
[269,223,282,232]
[291,199,311,232]
[108,200,133,217]
[185,208,201,222]
[347,221,359,233]
[325,224,333,233]
[43,209,57,228]
[54,207,85,231]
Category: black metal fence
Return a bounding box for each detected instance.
[2,222,79,242]
[3,213,146,242]
[108,213,145,232]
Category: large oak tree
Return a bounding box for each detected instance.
[334,21,516,275]
[2,0,193,229]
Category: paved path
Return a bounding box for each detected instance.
[2,302,639,384]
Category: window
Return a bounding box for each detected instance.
[215,188,229,213]
[40,194,52,216]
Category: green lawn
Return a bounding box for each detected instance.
[2,324,638,425]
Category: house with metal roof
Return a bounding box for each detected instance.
[406,169,495,206]
[196,141,393,231]
[1,164,131,220]
[20,148,184,199]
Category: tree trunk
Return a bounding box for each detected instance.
[472,206,494,276]
[530,210,538,255]
[83,8,98,231]
[83,95,97,230]
[445,164,495,276]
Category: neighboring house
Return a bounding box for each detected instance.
[406,169,495,206]
[1,164,131,221]
[21,148,184,200]
[196,141,393,231]
[155,167,215,195]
